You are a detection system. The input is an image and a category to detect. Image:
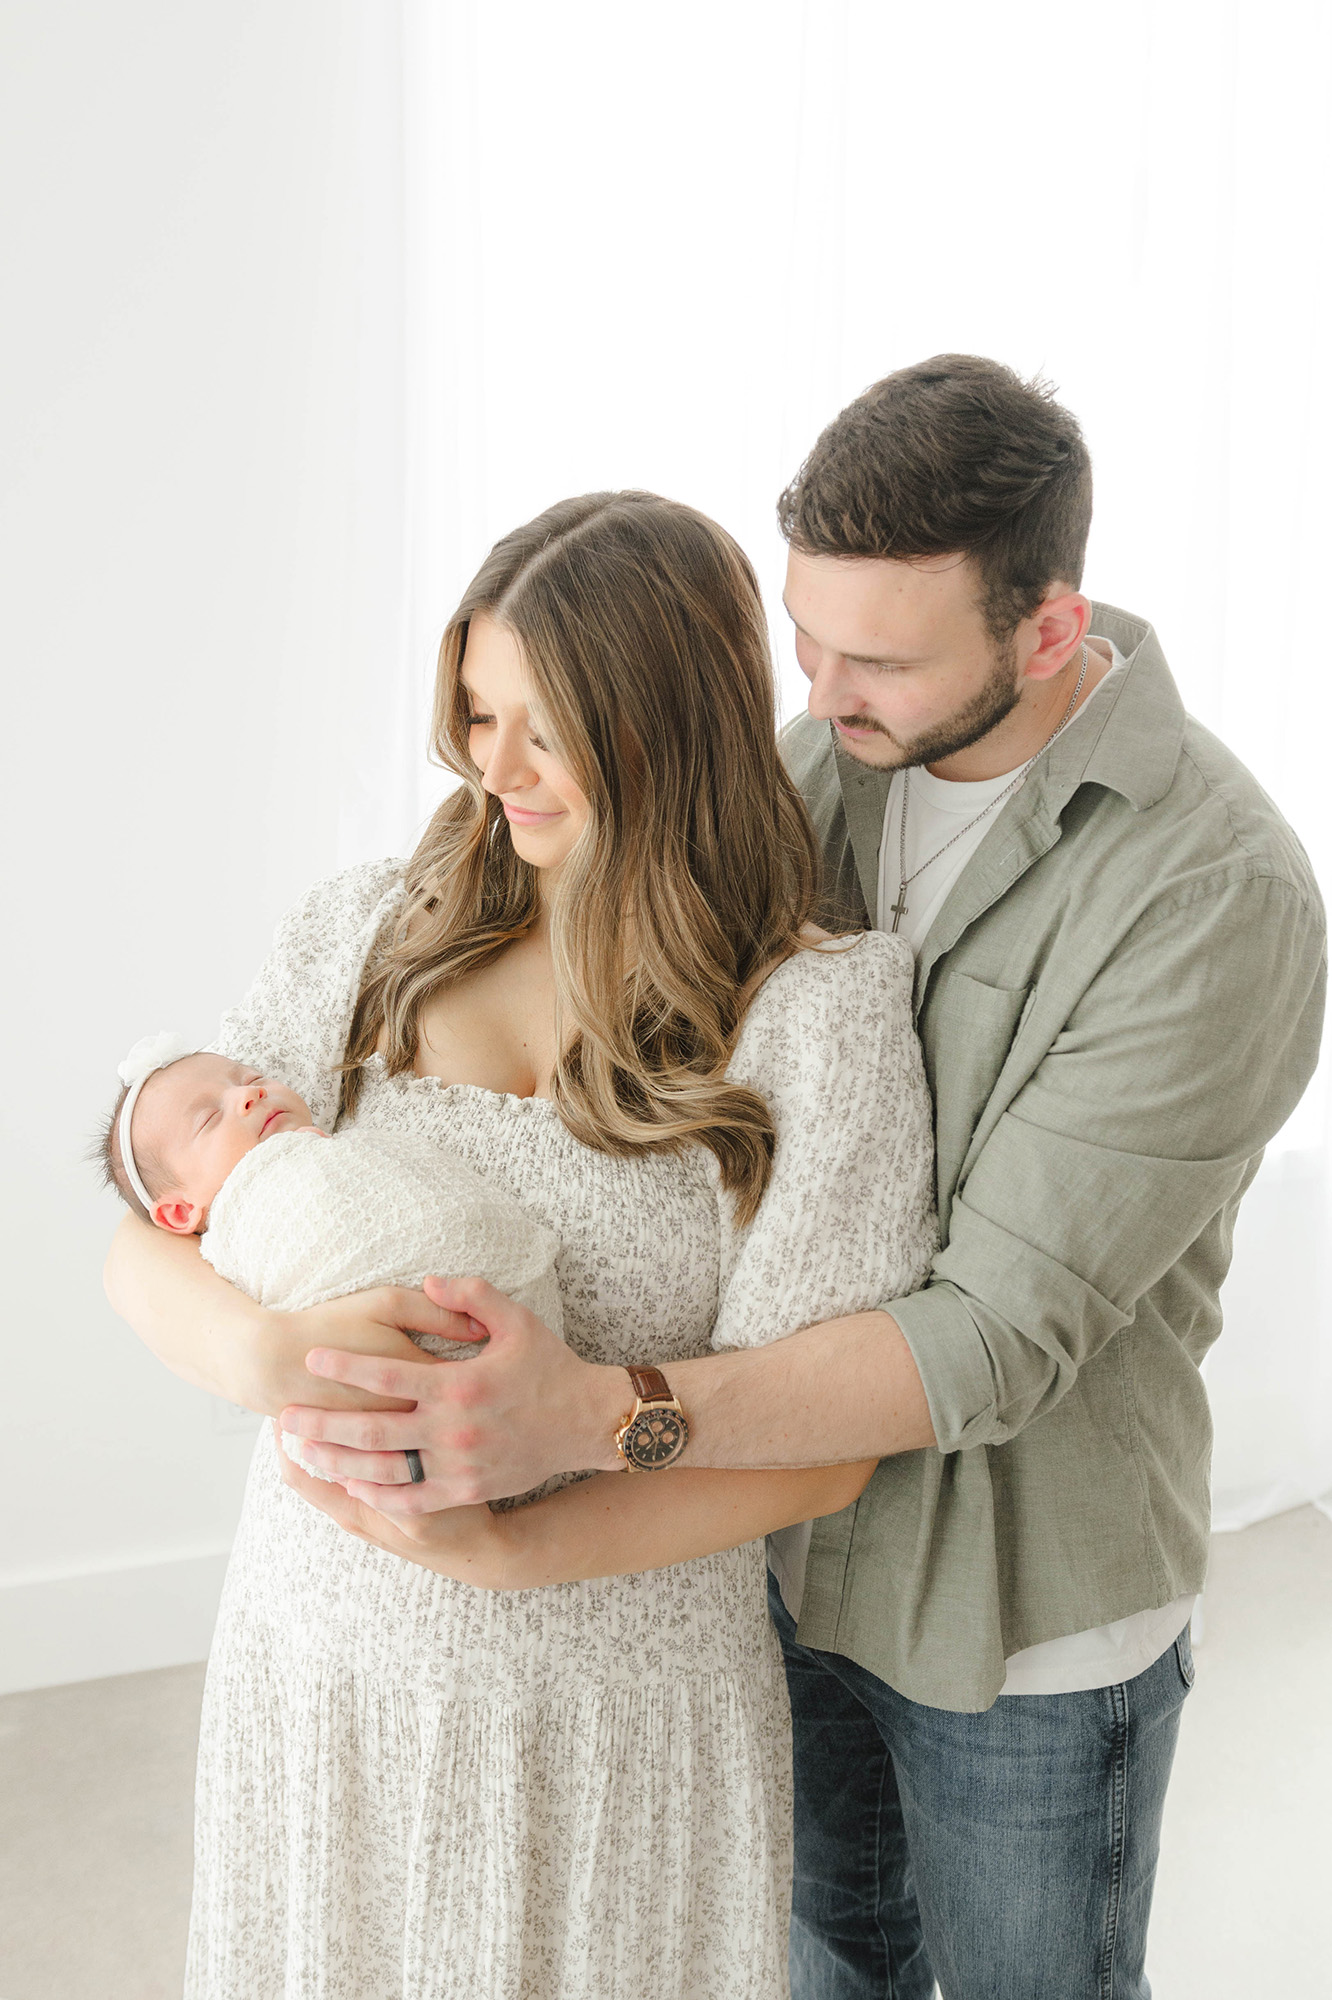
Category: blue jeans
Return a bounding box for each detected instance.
[769,1573,1193,2000]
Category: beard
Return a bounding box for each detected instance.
[835,636,1022,770]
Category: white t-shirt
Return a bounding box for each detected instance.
[874,641,1193,1696]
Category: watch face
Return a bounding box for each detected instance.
[624,1406,688,1469]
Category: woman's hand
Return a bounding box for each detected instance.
[266,1287,484,1414]
[105,1213,483,1416]
[275,1425,509,1584]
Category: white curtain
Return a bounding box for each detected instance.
[351,0,1330,1527]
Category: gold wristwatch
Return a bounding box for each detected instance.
[614,1365,690,1471]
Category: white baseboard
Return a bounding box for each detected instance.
[0,1547,232,1695]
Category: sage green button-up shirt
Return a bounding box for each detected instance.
[782,603,1326,1711]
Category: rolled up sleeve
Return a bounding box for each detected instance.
[892,871,1326,1453]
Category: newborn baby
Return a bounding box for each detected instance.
[99,1033,563,1474]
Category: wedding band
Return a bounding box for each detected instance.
[404,1449,425,1484]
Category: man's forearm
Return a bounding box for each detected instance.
[577,1311,937,1473]
[285,1283,938,1510]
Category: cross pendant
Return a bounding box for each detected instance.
[889,882,909,934]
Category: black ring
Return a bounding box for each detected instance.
[404,1449,425,1485]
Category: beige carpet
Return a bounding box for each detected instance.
[2,1507,1329,1999]
[0,1658,203,2000]
[1146,1503,1332,1997]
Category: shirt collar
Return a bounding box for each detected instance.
[1038,603,1186,815]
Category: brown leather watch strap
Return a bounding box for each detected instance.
[625,1365,673,1404]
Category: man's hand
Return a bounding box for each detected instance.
[279,1277,628,1507]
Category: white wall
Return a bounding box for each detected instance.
[0,0,422,1691]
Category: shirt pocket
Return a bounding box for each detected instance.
[931,973,1033,1226]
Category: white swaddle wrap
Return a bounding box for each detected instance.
[200,1124,562,1475]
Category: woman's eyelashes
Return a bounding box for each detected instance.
[466,712,548,752]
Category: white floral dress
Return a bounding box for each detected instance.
[186,860,936,2000]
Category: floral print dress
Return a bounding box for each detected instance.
[186,860,936,2000]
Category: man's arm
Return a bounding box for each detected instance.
[629,1311,937,1466]
[280,1292,934,1510]
[891,871,1325,1455]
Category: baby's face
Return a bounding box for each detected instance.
[133,1053,315,1234]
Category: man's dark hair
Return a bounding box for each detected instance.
[777,354,1093,641]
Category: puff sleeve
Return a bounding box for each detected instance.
[712,932,937,1353]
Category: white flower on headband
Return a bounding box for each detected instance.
[117,1031,195,1090]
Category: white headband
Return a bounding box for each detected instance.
[116,1031,195,1216]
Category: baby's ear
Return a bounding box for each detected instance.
[153,1198,205,1236]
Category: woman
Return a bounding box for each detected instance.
[105,492,936,2000]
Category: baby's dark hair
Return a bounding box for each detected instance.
[91,1080,174,1225]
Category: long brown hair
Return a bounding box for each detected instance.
[341,491,826,1222]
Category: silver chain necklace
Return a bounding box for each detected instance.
[887,643,1090,935]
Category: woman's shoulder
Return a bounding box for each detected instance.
[730,927,916,1088]
[745,926,914,1021]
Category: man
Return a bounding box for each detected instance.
[292,357,1325,1996]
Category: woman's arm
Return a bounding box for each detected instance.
[277,1442,876,1589]
[104,1214,477,1415]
